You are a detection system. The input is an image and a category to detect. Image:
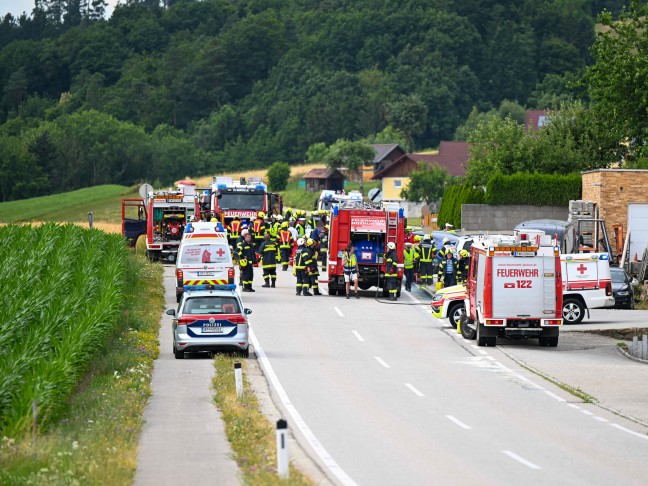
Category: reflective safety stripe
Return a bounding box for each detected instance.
[184,279,228,285]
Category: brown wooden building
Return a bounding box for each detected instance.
[303,168,346,192]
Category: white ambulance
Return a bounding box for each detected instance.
[175,222,235,302]
[561,253,614,324]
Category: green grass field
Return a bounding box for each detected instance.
[0,185,137,224]
[281,179,381,211]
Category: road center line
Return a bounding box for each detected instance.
[593,416,608,422]
[445,415,472,430]
[581,410,594,416]
[567,404,581,410]
[502,450,542,470]
[374,356,391,368]
[478,350,488,355]
[610,424,648,440]
[405,383,425,397]
[543,390,566,403]
[249,328,358,486]
[334,306,344,317]
[352,330,365,342]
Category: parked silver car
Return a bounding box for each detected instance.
[167,286,251,359]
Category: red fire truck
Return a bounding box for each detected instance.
[122,182,201,262]
[326,202,405,296]
[460,233,563,347]
[205,176,283,226]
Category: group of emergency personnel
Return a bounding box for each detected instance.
[227,207,468,296]
[226,210,330,294]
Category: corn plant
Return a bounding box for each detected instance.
[0,223,128,437]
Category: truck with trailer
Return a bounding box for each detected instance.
[205,176,283,226]
[122,181,201,262]
[326,201,405,297]
[459,232,563,347]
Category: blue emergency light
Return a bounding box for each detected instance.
[184,284,237,291]
[599,254,609,260]
[215,222,225,232]
[399,207,404,218]
[217,184,227,189]
[333,206,339,216]
[255,184,265,190]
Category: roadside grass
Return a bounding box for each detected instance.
[281,179,381,211]
[0,254,163,485]
[212,354,311,486]
[0,185,136,224]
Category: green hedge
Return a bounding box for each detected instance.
[485,173,581,206]
[438,182,485,229]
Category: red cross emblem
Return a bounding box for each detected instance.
[576,263,588,274]
[216,248,226,257]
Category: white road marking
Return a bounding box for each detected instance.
[334,306,344,317]
[374,356,391,368]
[543,390,566,403]
[405,383,425,397]
[610,423,648,440]
[352,330,365,342]
[249,328,358,486]
[567,404,581,410]
[478,350,488,355]
[485,356,495,361]
[593,416,609,422]
[502,450,542,470]
[445,415,472,430]
[581,410,595,416]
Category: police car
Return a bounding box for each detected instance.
[166,284,251,359]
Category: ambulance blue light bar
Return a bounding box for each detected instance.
[599,254,609,260]
[217,184,227,189]
[184,284,237,291]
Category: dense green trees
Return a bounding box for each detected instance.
[0,0,627,200]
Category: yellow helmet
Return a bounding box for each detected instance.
[460,249,469,258]
[281,222,289,228]
[306,238,314,247]
[257,211,265,218]
[414,235,422,242]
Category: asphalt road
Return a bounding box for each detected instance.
[246,268,648,486]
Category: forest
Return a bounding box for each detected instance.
[0,0,628,200]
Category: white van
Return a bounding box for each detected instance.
[175,222,234,302]
[561,253,614,324]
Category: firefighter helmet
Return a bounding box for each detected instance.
[233,215,240,220]
[442,237,450,245]
[281,222,288,228]
[241,229,249,236]
[257,211,265,218]
[275,214,283,221]
[405,226,412,232]
[460,249,469,258]
[414,235,422,242]
[324,224,329,230]
[297,237,305,246]
[306,238,314,247]
[423,234,431,241]
[387,242,396,250]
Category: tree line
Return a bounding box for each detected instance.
[0,0,627,201]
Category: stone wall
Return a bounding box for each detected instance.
[461,204,569,232]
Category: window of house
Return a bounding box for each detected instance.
[393,179,402,188]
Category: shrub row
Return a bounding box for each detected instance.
[437,182,485,229]
[485,173,581,206]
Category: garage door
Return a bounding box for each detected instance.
[628,204,648,260]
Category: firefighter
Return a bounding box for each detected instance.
[306,212,317,233]
[438,251,459,288]
[251,211,266,251]
[295,217,306,238]
[294,238,313,296]
[404,226,415,245]
[457,249,470,285]
[278,222,293,271]
[418,234,436,286]
[342,243,359,299]
[228,215,242,247]
[318,224,329,268]
[444,223,457,234]
[384,241,399,301]
[284,207,293,221]
[257,233,278,287]
[403,241,419,292]
[306,238,321,295]
[319,210,329,226]
[237,232,256,292]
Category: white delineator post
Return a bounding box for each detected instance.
[234,362,243,399]
[276,419,289,479]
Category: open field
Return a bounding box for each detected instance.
[0,185,137,224]
[192,163,326,187]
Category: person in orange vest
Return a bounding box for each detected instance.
[251,211,266,251]
[227,215,242,247]
[278,222,293,271]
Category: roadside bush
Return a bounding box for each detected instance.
[438,181,485,229]
[266,161,291,191]
[485,172,581,206]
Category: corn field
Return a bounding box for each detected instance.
[0,223,127,437]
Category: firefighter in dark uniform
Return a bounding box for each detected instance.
[306,238,321,295]
[227,215,241,248]
[278,222,293,271]
[457,249,471,285]
[385,241,399,301]
[251,211,266,251]
[257,232,277,287]
[418,234,436,286]
[294,238,312,296]
[438,250,459,288]
[237,232,256,292]
[318,224,329,269]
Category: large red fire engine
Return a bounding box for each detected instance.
[122,182,201,262]
[326,202,405,296]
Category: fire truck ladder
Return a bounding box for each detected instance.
[386,210,399,245]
